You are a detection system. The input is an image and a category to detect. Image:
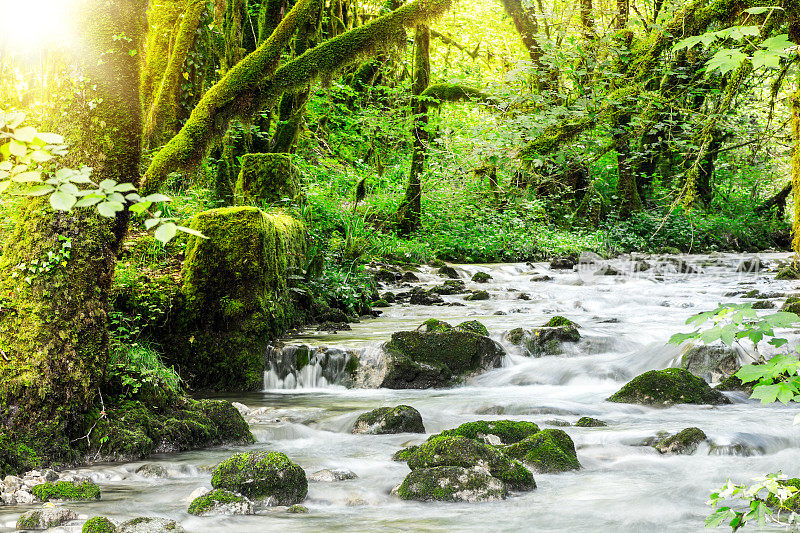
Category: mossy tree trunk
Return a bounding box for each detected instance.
[791,61,800,255]
[499,0,555,93]
[398,24,430,235]
[0,0,147,461]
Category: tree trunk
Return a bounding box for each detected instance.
[792,69,800,255]
[0,0,146,461]
[398,24,430,235]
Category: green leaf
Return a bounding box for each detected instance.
[176,226,207,239]
[720,324,737,346]
[8,140,26,158]
[11,171,42,183]
[736,364,770,384]
[706,49,747,75]
[154,222,178,243]
[74,196,103,208]
[750,384,781,404]
[13,126,37,143]
[26,185,55,197]
[113,183,137,192]
[144,218,161,230]
[49,190,76,211]
[144,193,171,203]
[705,508,734,527]
[34,132,64,145]
[97,201,124,217]
[668,332,697,345]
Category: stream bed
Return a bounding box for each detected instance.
[3,253,800,532]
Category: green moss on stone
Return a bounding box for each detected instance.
[287,504,309,513]
[211,451,307,504]
[471,272,492,283]
[234,153,300,206]
[504,429,580,473]
[435,420,540,444]
[607,368,731,406]
[397,466,508,502]
[776,265,800,280]
[392,445,420,461]
[654,427,706,454]
[543,316,576,328]
[188,489,249,515]
[352,405,425,434]
[767,478,800,513]
[456,320,489,337]
[82,516,117,533]
[466,290,490,301]
[32,480,101,501]
[575,417,607,427]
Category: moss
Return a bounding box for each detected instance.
[575,417,607,427]
[471,271,492,283]
[381,329,504,388]
[287,504,309,513]
[407,436,535,490]
[782,296,800,314]
[372,299,390,307]
[397,466,508,502]
[392,445,420,461]
[457,320,490,337]
[16,511,41,530]
[504,429,580,473]
[352,405,425,434]
[544,316,576,328]
[32,480,101,501]
[0,432,41,477]
[654,427,706,454]
[466,290,490,301]
[435,420,540,444]
[715,375,753,393]
[607,368,732,406]
[211,451,307,504]
[422,83,489,105]
[234,153,300,206]
[778,265,800,280]
[188,489,249,515]
[767,478,800,513]
[421,318,453,332]
[82,517,117,533]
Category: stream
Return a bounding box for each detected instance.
[3,252,800,532]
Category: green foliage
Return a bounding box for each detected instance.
[108,343,183,399]
[31,480,101,501]
[706,474,799,531]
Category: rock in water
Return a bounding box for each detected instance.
[506,317,580,357]
[437,265,460,279]
[211,451,307,505]
[654,428,707,455]
[435,420,540,444]
[118,517,185,533]
[31,480,101,501]
[680,344,740,383]
[187,489,254,516]
[352,406,425,434]
[378,327,505,389]
[82,516,117,532]
[397,466,508,502]
[607,368,731,406]
[575,417,607,427]
[549,256,576,270]
[309,469,359,482]
[503,429,581,473]
[17,508,77,530]
[406,436,534,490]
[471,272,492,283]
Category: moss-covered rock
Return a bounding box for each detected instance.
[504,429,580,473]
[31,480,101,501]
[543,316,577,328]
[117,517,185,533]
[776,265,800,280]
[211,451,307,505]
[575,417,607,427]
[234,153,300,206]
[456,320,490,337]
[287,504,309,513]
[378,328,504,389]
[781,296,800,315]
[188,489,254,516]
[392,445,420,461]
[680,345,739,384]
[397,466,508,502]
[82,517,117,533]
[435,420,540,444]
[654,427,706,455]
[409,287,444,305]
[352,405,425,434]
[429,280,467,295]
[766,478,800,513]
[471,272,492,283]
[607,368,732,406]
[407,436,534,490]
[437,265,460,279]
[0,432,41,477]
[714,375,753,393]
[164,206,306,391]
[506,322,580,357]
[465,290,490,301]
[17,508,77,530]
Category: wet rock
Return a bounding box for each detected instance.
[506,317,580,357]
[435,420,540,445]
[231,402,250,416]
[575,417,607,427]
[406,436,535,491]
[188,489,254,516]
[378,327,505,389]
[185,487,210,502]
[409,287,444,305]
[530,274,553,282]
[437,265,460,279]
[714,375,753,394]
[517,293,531,300]
[776,265,800,280]
[752,300,775,309]
[736,257,761,273]
[632,431,670,447]
[545,419,571,427]
[135,464,169,478]
[381,291,396,303]
[766,478,800,512]
[654,427,707,455]
[309,469,358,482]
[607,368,732,407]
[634,260,651,272]
[456,320,490,337]
[352,406,425,435]
[594,264,623,276]
[31,480,101,501]
[374,268,401,283]
[82,516,117,532]
[471,272,492,283]
[287,504,309,513]
[392,446,420,462]
[118,517,185,533]
[550,256,576,270]
[17,507,78,530]
[781,296,800,315]
[211,451,307,505]
[503,429,581,473]
[397,466,508,502]
[429,280,467,295]
[465,290,490,301]
[402,271,420,283]
[680,344,740,383]
[316,321,352,332]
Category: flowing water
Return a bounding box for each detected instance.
[3,253,800,532]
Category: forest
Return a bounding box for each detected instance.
[0,0,799,531]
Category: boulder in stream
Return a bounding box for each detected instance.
[397,466,508,502]
[575,417,607,427]
[211,451,307,505]
[309,469,358,482]
[679,344,740,384]
[118,517,185,533]
[429,280,467,295]
[654,427,707,455]
[377,326,505,389]
[405,436,535,491]
[781,296,800,315]
[17,507,77,530]
[506,316,580,357]
[437,265,460,279]
[776,264,800,280]
[352,406,425,435]
[188,489,254,516]
[607,368,731,407]
[471,272,492,283]
[503,429,581,473]
[31,480,100,501]
[465,290,490,301]
[82,516,117,532]
[409,287,444,305]
[549,256,576,270]
[435,420,540,444]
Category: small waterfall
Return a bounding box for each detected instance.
[263,344,359,389]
